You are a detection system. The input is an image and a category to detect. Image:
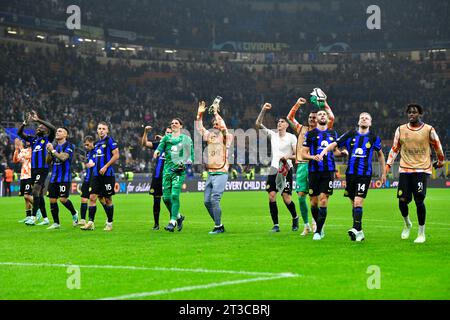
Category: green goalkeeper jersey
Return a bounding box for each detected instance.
[156,133,194,172]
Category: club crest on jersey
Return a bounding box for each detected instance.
[41,140,45,144]
[366,142,371,148]
[329,137,334,141]
[102,144,106,148]
[398,190,403,196]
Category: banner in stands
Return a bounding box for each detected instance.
[1,178,449,197]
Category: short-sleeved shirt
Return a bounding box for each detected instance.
[262,125,297,169]
[303,128,338,172]
[24,135,51,169]
[49,141,74,183]
[336,130,382,176]
[92,136,118,177]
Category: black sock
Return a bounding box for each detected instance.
[105,205,114,223]
[399,201,409,217]
[80,203,88,220]
[50,202,59,224]
[416,202,426,226]
[316,207,328,233]
[88,206,97,222]
[311,206,319,223]
[62,199,77,216]
[101,202,108,213]
[26,209,31,217]
[269,201,279,225]
[32,195,40,217]
[285,201,297,219]
[39,196,48,218]
[353,207,363,231]
[153,197,161,226]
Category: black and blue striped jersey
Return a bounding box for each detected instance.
[152,142,165,179]
[84,149,95,183]
[93,136,118,177]
[49,141,74,183]
[336,130,382,176]
[303,128,338,172]
[24,136,51,169]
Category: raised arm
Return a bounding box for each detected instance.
[287,98,307,135]
[18,113,32,140]
[255,103,272,129]
[324,100,335,129]
[141,126,153,148]
[195,101,209,140]
[31,111,56,140]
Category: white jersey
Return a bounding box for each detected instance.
[262,125,297,169]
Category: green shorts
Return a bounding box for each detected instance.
[295,162,309,193]
[162,170,186,199]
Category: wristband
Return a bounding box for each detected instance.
[52,150,56,155]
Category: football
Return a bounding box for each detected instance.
[310,87,327,101]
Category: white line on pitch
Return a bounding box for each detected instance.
[0,262,298,277]
[99,273,298,300]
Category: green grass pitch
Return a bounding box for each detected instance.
[0,189,449,300]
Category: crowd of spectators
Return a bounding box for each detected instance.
[0,40,449,178]
[1,0,448,51]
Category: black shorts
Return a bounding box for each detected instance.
[90,175,116,198]
[47,182,71,199]
[149,177,163,197]
[81,181,91,199]
[19,179,33,196]
[397,173,429,203]
[308,171,334,196]
[345,175,371,200]
[266,169,293,195]
[31,168,49,187]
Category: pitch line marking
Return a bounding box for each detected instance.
[99,273,298,300]
[0,261,299,277]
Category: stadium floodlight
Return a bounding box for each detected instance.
[7,30,17,35]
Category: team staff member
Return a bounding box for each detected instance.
[386,104,445,244]
[12,138,33,223]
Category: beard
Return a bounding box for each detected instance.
[318,120,327,126]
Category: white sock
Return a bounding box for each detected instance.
[170,219,177,225]
[418,225,425,235]
[403,216,411,226]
